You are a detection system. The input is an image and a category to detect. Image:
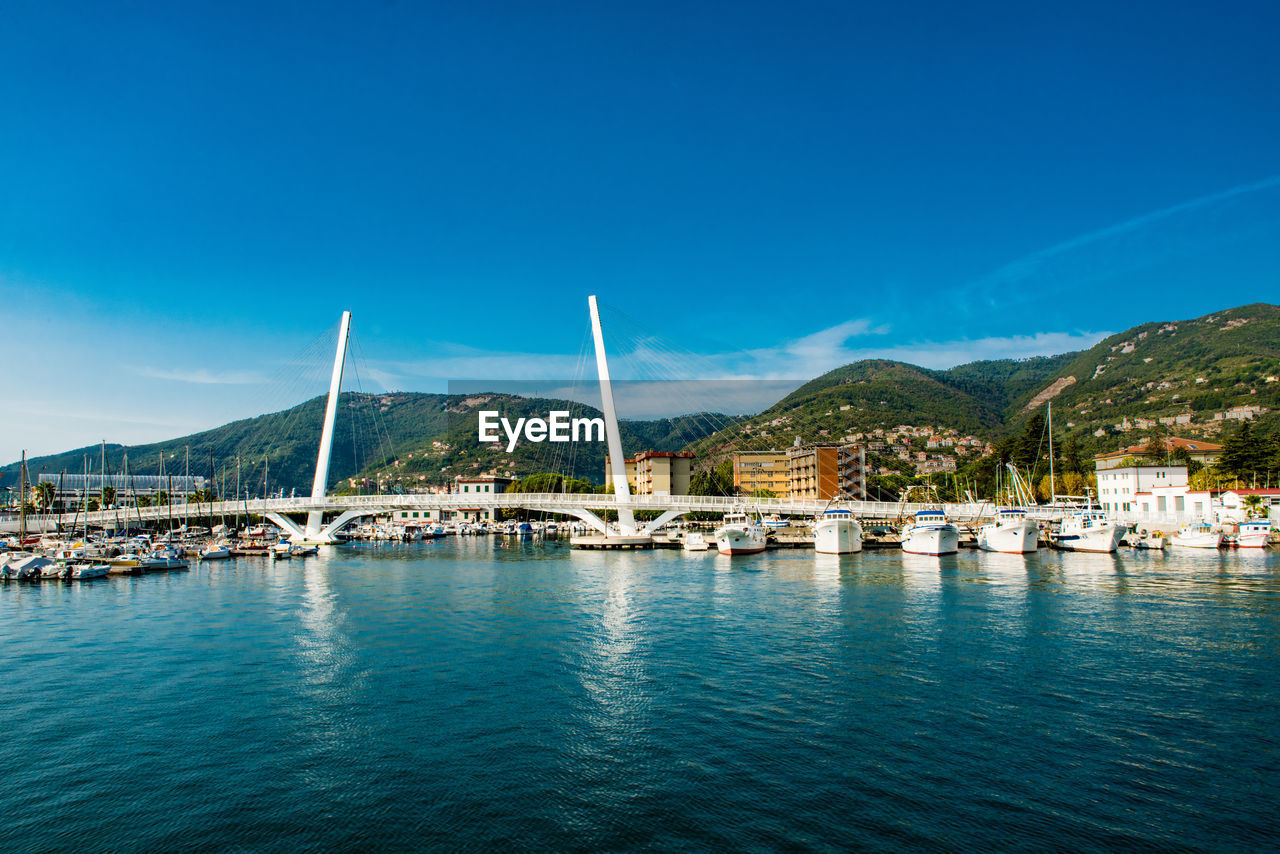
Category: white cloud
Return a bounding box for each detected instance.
[135,366,268,385]
[358,319,1107,420]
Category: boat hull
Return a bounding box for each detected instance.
[902,525,959,556]
[714,528,766,555]
[977,519,1039,554]
[1170,533,1223,549]
[1052,524,1124,553]
[682,533,710,551]
[814,518,863,554]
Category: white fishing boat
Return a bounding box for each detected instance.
[1170,521,1223,549]
[1051,507,1124,553]
[682,531,710,551]
[1235,520,1273,549]
[714,510,768,555]
[977,509,1039,554]
[813,500,862,554]
[901,509,959,556]
[271,541,295,559]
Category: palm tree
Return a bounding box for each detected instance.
[32,480,55,513]
[101,485,117,508]
[1242,494,1265,519]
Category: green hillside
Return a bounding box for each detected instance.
[0,392,733,497]
[1025,303,1280,444]
[684,354,1075,459]
[681,303,1279,471]
[6,303,1277,499]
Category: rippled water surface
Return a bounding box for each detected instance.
[2,540,1279,851]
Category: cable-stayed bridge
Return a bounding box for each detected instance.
[4,298,1013,542]
[7,493,1003,538]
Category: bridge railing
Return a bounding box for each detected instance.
[23,493,1005,531]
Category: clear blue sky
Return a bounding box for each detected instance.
[2,0,1278,461]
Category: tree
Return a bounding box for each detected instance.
[101,485,117,507]
[32,480,55,512]
[136,494,152,508]
[86,498,100,512]
[1140,423,1171,462]
[689,460,734,496]
[1218,422,1271,480]
[1242,494,1265,519]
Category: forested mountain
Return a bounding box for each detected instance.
[685,303,1280,464]
[6,304,1277,498]
[0,393,732,496]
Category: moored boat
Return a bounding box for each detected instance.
[682,531,710,551]
[977,508,1039,553]
[714,511,767,556]
[199,542,232,560]
[1130,529,1169,550]
[814,501,863,554]
[901,509,959,556]
[70,563,110,579]
[1170,521,1224,549]
[1234,520,1273,548]
[1051,507,1124,553]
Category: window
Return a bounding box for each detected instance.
[1157,496,1166,512]
[1175,496,1185,512]
[412,512,419,519]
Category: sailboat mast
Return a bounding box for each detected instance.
[18,450,26,541]
[82,454,89,540]
[1048,401,1056,505]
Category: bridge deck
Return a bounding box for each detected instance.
[0,493,1084,535]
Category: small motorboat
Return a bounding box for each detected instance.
[199,542,233,561]
[682,532,710,551]
[71,563,111,579]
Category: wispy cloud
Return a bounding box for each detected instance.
[360,318,1108,418]
[978,173,1280,289]
[135,366,267,385]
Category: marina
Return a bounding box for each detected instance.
[2,539,1278,850]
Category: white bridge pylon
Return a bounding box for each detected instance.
[269,310,354,544]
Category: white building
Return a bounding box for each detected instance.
[1217,489,1280,524]
[1093,462,1213,525]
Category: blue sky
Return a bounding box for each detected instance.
[2,0,1278,462]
